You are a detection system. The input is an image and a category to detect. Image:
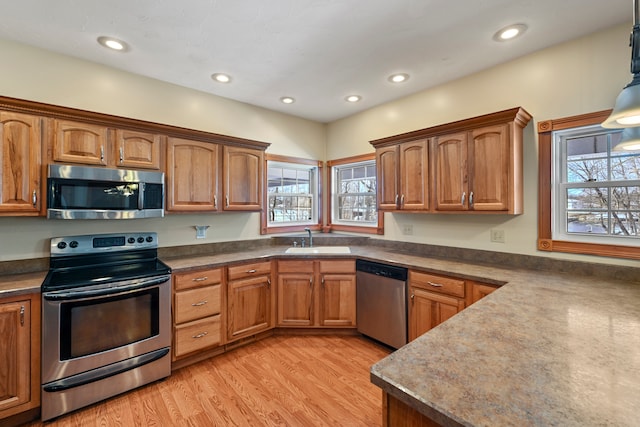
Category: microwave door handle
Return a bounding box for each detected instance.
[138,182,145,210]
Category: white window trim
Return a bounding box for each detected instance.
[552,125,640,247]
[266,160,319,228]
[331,159,377,228]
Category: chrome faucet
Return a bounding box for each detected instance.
[304,227,313,247]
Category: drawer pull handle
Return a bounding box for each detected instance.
[192,300,208,307]
[192,277,208,282]
[32,190,37,207]
[247,269,257,273]
[427,281,443,288]
[192,332,208,339]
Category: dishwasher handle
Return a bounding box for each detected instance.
[356,259,407,281]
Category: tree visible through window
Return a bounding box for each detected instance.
[332,159,377,226]
[555,125,640,241]
[265,159,319,229]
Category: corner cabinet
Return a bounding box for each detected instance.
[0,112,42,216]
[277,259,356,328]
[371,107,531,214]
[0,293,40,421]
[376,140,429,211]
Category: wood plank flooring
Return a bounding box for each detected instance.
[27,335,391,426]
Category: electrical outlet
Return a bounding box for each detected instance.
[490,229,505,243]
[402,224,413,235]
[195,225,210,239]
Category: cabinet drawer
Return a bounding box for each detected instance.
[227,261,271,281]
[174,268,222,291]
[174,285,221,324]
[409,270,465,298]
[277,260,314,274]
[318,259,355,274]
[174,315,221,358]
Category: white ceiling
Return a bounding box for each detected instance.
[0,0,631,123]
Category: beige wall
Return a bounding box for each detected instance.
[1,23,638,267]
[326,23,638,267]
[0,38,325,261]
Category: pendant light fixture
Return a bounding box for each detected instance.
[613,126,640,150]
[602,0,640,128]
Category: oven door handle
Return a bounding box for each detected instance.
[43,275,171,301]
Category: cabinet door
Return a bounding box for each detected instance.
[0,299,32,414]
[319,273,356,327]
[227,275,272,341]
[399,140,429,210]
[114,129,162,170]
[376,146,399,210]
[277,273,314,327]
[408,287,464,341]
[433,132,468,211]
[223,146,263,211]
[470,282,499,305]
[469,124,510,211]
[166,137,219,212]
[53,119,109,165]
[0,112,42,215]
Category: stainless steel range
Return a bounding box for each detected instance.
[41,232,171,421]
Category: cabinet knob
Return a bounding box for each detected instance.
[410,294,415,303]
[321,276,325,286]
[309,277,313,288]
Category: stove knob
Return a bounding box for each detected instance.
[137,237,145,243]
[128,237,136,244]
[146,236,153,243]
[57,241,67,249]
[69,241,79,249]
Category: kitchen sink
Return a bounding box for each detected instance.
[284,246,351,254]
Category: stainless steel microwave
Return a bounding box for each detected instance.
[47,165,165,219]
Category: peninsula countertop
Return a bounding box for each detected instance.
[1,244,638,426]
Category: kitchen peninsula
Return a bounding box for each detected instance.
[0,239,638,426]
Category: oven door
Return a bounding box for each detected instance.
[41,275,171,384]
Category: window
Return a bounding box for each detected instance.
[327,154,383,234]
[262,155,321,234]
[538,110,640,260]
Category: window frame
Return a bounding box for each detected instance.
[261,154,322,235]
[538,110,640,260]
[327,153,383,235]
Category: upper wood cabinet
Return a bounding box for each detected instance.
[166,137,219,212]
[371,107,531,215]
[433,124,513,212]
[0,112,42,216]
[376,140,429,211]
[113,129,162,170]
[52,119,162,169]
[223,146,263,211]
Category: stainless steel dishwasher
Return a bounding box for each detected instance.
[356,259,408,349]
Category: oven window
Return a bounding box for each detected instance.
[60,288,160,360]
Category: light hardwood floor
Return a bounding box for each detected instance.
[28,335,391,426]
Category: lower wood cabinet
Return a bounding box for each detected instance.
[226,261,274,342]
[0,293,40,421]
[277,259,356,328]
[409,270,500,342]
[172,268,223,360]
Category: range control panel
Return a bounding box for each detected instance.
[50,232,158,257]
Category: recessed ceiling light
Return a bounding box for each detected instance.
[388,73,409,83]
[493,24,528,42]
[280,97,295,104]
[345,95,361,103]
[97,36,128,52]
[211,73,232,83]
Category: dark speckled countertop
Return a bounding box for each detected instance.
[1,243,638,426]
